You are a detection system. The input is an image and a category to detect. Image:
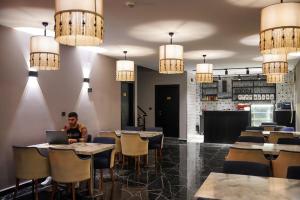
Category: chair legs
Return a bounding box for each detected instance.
[71,183,76,200]
[34,179,39,200]
[51,181,57,200]
[99,169,104,191]
[110,168,115,184]
[13,178,20,199]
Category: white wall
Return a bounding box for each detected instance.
[137,67,187,140]
[0,25,121,189]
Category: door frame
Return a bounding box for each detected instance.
[155,84,180,138]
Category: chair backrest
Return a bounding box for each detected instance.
[272,150,300,178]
[148,134,164,149]
[287,166,300,179]
[93,137,116,168]
[49,148,90,183]
[240,131,263,137]
[226,147,270,166]
[268,132,294,144]
[223,161,270,177]
[13,146,49,180]
[97,131,121,153]
[145,127,163,132]
[246,126,264,131]
[277,138,300,145]
[237,136,265,143]
[124,126,143,131]
[280,127,295,132]
[120,133,148,156]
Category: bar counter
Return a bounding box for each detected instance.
[203,111,250,143]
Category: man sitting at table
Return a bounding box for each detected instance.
[63,112,88,143]
[41,112,88,186]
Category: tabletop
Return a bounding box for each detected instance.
[29,143,114,155]
[232,142,300,155]
[115,130,162,138]
[194,172,300,200]
[262,131,300,137]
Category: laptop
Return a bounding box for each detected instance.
[46,130,68,144]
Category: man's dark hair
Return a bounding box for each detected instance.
[68,112,78,119]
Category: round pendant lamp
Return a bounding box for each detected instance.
[116,51,135,82]
[159,32,184,74]
[260,1,300,54]
[266,73,285,83]
[196,55,213,83]
[54,0,104,46]
[30,22,60,70]
[262,54,288,75]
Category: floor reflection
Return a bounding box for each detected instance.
[2,140,230,200]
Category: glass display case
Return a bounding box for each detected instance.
[251,104,274,126]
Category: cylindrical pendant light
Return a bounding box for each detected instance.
[54,0,104,46]
[116,51,135,82]
[266,74,285,83]
[159,32,184,74]
[260,1,300,54]
[196,55,213,83]
[30,22,60,70]
[262,54,288,75]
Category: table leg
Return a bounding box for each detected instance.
[90,154,94,195]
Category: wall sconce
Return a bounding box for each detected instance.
[87,88,93,93]
[83,78,90,83]
[225,69,228,75]
[28,71,38,77]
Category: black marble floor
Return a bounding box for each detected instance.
[1,139,230,200]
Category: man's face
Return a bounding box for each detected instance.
[68,117,78,127]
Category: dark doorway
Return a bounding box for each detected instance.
[121,82,134,129]
[155,85,180,138]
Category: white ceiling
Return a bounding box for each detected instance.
[0,0,300,72]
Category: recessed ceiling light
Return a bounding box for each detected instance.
[184,50,235,60]
[129,20,216,43]
[14,27,55,37]
[240,34,259,46]
[226,0,281,8]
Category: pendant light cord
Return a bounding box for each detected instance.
[42,22,48,36]
[169,32,174,44]
[123,51,127,60]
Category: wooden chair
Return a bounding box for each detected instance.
[120,133,148,174]
[13,146,50,200]
[97,131,121,162]
[49,148,91,200]
[272,150,300,178]
[240,131,263,137]
[226,147,270,166]
[268,132,294,144]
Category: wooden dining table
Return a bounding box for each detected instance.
[194,172,300,200]
[232,142,300,155]
[29,142,114,197]
[115,130,163,138]
[262,131,300,138]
